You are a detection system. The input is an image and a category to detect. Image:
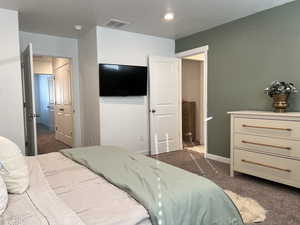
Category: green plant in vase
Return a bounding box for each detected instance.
[264,81,298,112]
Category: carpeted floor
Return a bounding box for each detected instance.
[153,150,300,225]
[37,123,70,154]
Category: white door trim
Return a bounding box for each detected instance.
[178,59,183,150]
[206,153,230,164]
[34,55,76,147]
[176,46,209,58]
[33,52,81,147]
[176,45,209,155]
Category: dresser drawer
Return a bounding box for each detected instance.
[234,118,300,140]
[234,149,300,188]
[234,133,300,159]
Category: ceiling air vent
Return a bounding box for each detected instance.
[104,19,130,29]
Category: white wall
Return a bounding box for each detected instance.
[0,9,25,151]
[36,75,54,129]
[19,31,82,146]
[97,27,175,154]
[182,59,204,143]
[78,27,100,146]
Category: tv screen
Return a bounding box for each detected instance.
[99,64,148,96]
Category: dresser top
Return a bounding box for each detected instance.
[228,110,300,118]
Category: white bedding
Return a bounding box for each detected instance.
[1,153,151,225]
[1,155,84,225]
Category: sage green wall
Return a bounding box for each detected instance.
[176,1,300,158]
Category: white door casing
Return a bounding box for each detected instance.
[22,43,38,156]
[54,58,73,146]
[48,76,55,131]
[149,56,181,155]
[176,45,209,155]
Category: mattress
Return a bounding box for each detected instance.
[1,152,151,225]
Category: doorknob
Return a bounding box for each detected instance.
[29,113,40,118]
[205,116,213,122]
[151,109,156,113]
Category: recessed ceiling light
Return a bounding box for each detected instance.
[164,12,174,21]
[74,25,82,31]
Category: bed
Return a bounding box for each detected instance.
[1,146,244,225]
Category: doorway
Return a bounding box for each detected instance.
[22,52,74,155]
[181,55,205,153]
[34,56,73,154]
[176,46,209,155]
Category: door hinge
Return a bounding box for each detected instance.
[55,127,58,131]
[23,102,26,108]
[25,141,29,147]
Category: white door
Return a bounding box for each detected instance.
[54,58,73,146]
[22,43,38,156]
[149,56,181,155]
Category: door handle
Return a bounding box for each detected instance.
[29,113,40,118]
[59,108,64,111]
[150,109,156,113]
[205,116,213,121]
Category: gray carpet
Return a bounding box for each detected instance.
[37,123,70,154]
[153,150,300,225]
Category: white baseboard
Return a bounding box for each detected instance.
[205,153,230,164]
[139,149,150,155]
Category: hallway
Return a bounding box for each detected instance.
[37,123,70,154]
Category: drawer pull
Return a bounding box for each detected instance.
[242,124,292,131]
[241,159,291,172]
[241,140,291,150]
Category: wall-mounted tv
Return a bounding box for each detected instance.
[99,64,148,97]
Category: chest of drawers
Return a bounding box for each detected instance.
[228,111,300,188]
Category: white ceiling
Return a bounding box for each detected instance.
[0,0,294,39]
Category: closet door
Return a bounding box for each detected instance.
[54,58,73,146]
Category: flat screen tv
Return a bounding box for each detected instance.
[99,64,148,96]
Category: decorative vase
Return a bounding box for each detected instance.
[272,94,289,113]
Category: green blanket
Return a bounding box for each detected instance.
[61,146,244,225]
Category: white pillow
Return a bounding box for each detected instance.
[0,175,8,215]
[0,136,29,194]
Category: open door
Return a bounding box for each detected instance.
[149,56,181,155]
[54,58,73,146]
[22,43,38,156]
